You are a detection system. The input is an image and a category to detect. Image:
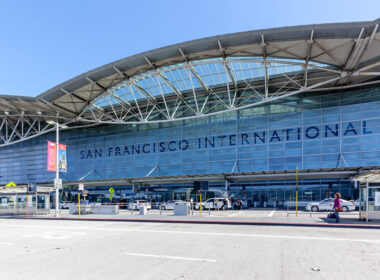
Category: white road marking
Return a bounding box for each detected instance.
[86,222,119,228]
[0,242,11,246]
[123,252,216,262]
[113,229,380,243]
[228,211,246,217]
[268,209,276,217]
[23,231,86,240]
[4,223,380,244]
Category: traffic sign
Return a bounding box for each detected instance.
[5,181,16,187]
[78,183,84,191]
[54,178,62,189]
[109,187,115,201]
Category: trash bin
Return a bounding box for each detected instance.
[139,206,147,215]
[174,202,189,216]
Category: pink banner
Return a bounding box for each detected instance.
[47,141,56,171]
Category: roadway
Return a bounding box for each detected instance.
[0,218,380,279]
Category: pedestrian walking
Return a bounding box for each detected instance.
[333,192,342,223]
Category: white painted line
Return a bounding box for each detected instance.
[123,252,216,262]
[228,211,246,217]
[268,209,276,217]
[23,231,86,240]
[0,242,11,246]
[86,222,119,228]
[4,223,380,244]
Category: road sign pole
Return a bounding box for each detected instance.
[296,167,298,217]
[78,193,81,218]
[200,192,202,216]
[26,184,29,217]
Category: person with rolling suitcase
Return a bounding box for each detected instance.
[333,192,342,223]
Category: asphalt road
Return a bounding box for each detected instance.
[1,219,380,280]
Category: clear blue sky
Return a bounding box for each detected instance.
[1,0,379,97]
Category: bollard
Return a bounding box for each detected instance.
[208,204,211,215]
[130,205,133,215]
[160,207,162,216]
[287,204,289,217]
[310,207,312,218]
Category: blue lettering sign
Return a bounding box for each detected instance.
[79,120,375,160]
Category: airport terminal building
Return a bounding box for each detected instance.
[1,19,380,206]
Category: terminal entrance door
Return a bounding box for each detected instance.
[252,189,268,207]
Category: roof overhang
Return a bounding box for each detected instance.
[16,166,378,188]
[352,170,380,183]
[1,19,380,147]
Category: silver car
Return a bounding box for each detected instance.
[195,198,232,210]
[128,200,151,210]
[159,200,184,210]
[306,198,355,212]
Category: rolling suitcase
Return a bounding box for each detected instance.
[327,212,336,219]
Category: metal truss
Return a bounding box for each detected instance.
[0,114,66,147]
[0,114,98,147]
[78,56,352,124]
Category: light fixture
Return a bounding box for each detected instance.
[46,120,56,125]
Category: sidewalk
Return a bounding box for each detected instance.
[3,209,380,229]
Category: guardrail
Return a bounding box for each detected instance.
[286,204,358,218]
[0,203,50,215]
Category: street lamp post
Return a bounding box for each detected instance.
[55,123,60,217]
[47,120,68,217]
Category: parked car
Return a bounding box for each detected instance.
[354,198,374,209]
[128,200,151,210]
[306,198,355,212]
[195,198,231,210]
[117,198,130,209]
[159,200,185,210]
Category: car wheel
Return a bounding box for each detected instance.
[160,206,166,210]
[342,206,349,212]
[311,206,319,212]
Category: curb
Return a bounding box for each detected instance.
[4,216,380,229]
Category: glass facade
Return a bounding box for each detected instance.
[1,85,380,201]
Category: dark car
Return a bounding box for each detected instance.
[117,198,130,209]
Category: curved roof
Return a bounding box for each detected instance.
[1,19,380,145]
